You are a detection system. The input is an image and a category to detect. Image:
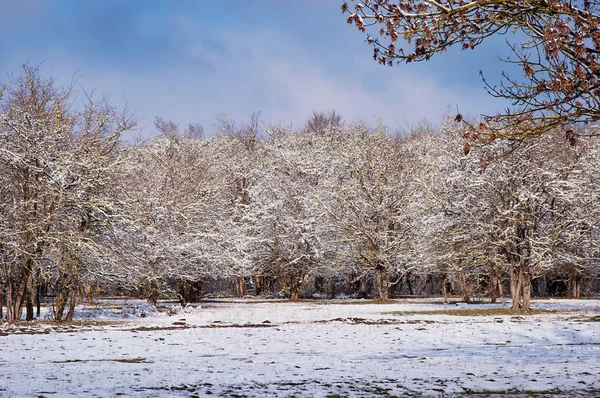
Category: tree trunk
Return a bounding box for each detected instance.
[289,287,300,302]
[12,258,34,321]
[328,277,336,299]
[522,271,532,310]
[65,263,80,321]
[5,282,14,321]
[65,286,77,321]
[177,280,187,306]
[13,278,27,321]
[458,271,473,303]
[406,273,414,295]
[572,271,581,299]
[376,267,389,301]
[254,276,263,296]
[55,247,77,322]
[395,275,404,296]
[147,280,160,306]
[442,276,452,304]
[234,277,245,298]
[78,284,86,304]
[346,270,359,296]
[282,277,300,302]
[25,293,34,320]
[54,293,66,322]
[0,279,3,320]
[54,270,69,322]
[490,271,499,304]
[509,262,523,310]
[425,274,434,295]
[497,276,506,309]
[84,283,94,305]
[509,261,533,311]
[281,273,312,302]
[314,276,324,293]
[178,280,203,306]
[358,278,369,299]
[36,279,42,319]
[25,272,35,321]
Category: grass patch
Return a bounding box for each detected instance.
[129,325,189,332]
[0,320,121,337]
[4,319,120,327]
[114,357,148,363]
[310,300,402,305]
[385,308,559,317]
[48,320,121,327]
[201,323,274,328]
[583,315,600,322]
[200,298,288,304]
[128,323,275,332]
[203,297,453,305]
[460,387,600,396]
[53,357,149,364]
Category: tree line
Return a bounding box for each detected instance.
[1,68,600,321]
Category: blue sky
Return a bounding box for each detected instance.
[0,0,513,140]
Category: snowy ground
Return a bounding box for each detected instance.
[1,298,600,397]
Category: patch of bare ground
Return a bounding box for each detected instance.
[583,315,600,322]
[127,325,191,332]
[199,320,274,328]
[461,387,600,397]
[310,299,403,305]
[127,322,274,333]
[313,317,437,325]
[52,357,150,364]
[135,380,600,397]
[139,379,411,397]
[309,298,483,305]
[0,320,121,336]
[385,308,563,317]
[200,298,288,305]
[202,297,456,305]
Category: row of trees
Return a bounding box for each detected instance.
[2,69,600,321]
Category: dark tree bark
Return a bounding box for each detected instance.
[328,277,336,299]
[458,271,473,304]
[234,277,245,298]
[571,271,582,299]
[178,280,203,306]
[375,266,389,301]
[254,276,263,296]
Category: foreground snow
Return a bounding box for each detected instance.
[1,298,599,397]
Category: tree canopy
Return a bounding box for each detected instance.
[342,0,600,138]
[3,68,600,320]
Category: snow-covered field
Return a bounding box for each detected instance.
[1,298,600,397]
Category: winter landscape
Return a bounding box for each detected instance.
[1,297,600,397]
[4,0,600,397]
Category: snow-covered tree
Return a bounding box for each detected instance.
[320,125,416,301]
[0,67,133,321]
[241,129,340,301]
[424,121,600,309]
[117,132,233,304]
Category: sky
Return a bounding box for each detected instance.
[0,0,515,141]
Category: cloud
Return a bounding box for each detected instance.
[0,12,501,141]
[172,27,499,131]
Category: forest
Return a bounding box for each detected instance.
[2,67,600,323]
